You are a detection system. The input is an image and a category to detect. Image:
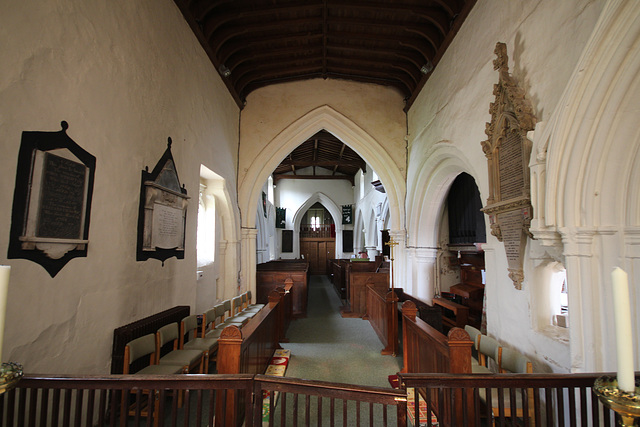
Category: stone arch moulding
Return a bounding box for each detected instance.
[292,192,343,258]
[238,105,406,231]
[407,143,480,250]
[480,42,537,290]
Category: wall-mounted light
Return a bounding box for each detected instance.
[218,64,231,78]
[420,61,433,75]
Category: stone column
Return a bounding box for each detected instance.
[413,248,438,304]
[365,246,379,259]
[241,228,258,302]
[388,229,406,292]
[560,227,603,373]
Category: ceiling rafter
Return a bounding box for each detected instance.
[174,0,477,109]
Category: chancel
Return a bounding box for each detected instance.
[1,0,639,425]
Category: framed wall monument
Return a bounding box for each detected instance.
[136,138,189,264]
[481,42,537,289]
[8,121,96,277]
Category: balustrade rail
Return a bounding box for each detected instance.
[398,372,619,427]
[0,372,622,427]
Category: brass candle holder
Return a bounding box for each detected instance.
[593,376,640,426]
[0,362,22,394]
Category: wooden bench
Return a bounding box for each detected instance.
[433,297,469,330]
[256,260,309,318]
[215,289,288,426]
[364,286,399,356]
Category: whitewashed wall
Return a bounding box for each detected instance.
[0,0,240,373]
[404,0,640,375]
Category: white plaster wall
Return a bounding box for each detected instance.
[405,0,604,373]
[0,0,240,373]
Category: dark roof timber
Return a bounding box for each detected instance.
[173,0,477,111]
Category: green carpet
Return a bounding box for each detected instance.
[281,274,403,388]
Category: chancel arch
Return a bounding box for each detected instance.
[238,104,406,295]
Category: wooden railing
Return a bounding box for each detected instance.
[1,372,623,426]
[398,372,619,427]
[401,300,474,425]
[0,374,406,427]
[299,224,333,238]
[364,286,399,356]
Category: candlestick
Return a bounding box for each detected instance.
[0,266,10,361]
[612,267,635,393]
[0,266,20,394]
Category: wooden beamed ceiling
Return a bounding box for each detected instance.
[173,1,476,183]
[272,130,365,185]
[174,0,476,111]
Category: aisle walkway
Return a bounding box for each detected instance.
[281,275,402,388]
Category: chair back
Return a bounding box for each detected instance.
[231,296,242,315]
[240,293,248,309]
[499,347,532,373]
[478,334,501,367]
[180,315,199,347]
[202,307,217,336]
[464,325,481,350]
[157,323,179,347]
[222,299,232,318]
[123,333,156,373]
[218,302,229,320]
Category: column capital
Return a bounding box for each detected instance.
[241,227,258,239]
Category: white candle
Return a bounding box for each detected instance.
[0,266,10,361]
[611,267,635,392]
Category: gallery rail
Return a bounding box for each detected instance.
[0,372,622,426]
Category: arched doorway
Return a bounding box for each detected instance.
[299,202,336,274]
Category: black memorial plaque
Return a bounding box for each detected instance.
[37,153,87,239]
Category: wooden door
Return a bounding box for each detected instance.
[300,239,335,275]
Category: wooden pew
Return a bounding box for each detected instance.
[256,260,309,318]
[341,268,388,318]
[432,297,469,330]
[364,286,399,356]
[401,300,474,426]
[215,290,287,427]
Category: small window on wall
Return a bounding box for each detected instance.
[197,182,216,267]
[533,261,569,335]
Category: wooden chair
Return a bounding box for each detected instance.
[242,292,264,311]
[478,334,501,369]
[179,315,218,374]
[246,290,265,310]
[218,299,250,328]
[122,334,183,425]
[240,292,262,313]
[464,325,493,374]
[481,347,534,425]
[231,295,258,319]
[202,305,223,339]
[464,325,481,365]
[156,323,204,373]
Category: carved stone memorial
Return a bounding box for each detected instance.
[481,43,536,289]
[8,121,96,277]
[136,138,189,264]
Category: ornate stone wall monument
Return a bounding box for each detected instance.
[481,42,536,289]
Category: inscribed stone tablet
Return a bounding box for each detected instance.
[37,152,87,239]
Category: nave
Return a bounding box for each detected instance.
[281,275,403,388]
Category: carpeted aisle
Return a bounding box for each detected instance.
[281,274,403,388]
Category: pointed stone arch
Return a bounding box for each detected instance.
[406,143,484,249]
[238,105,405,230]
